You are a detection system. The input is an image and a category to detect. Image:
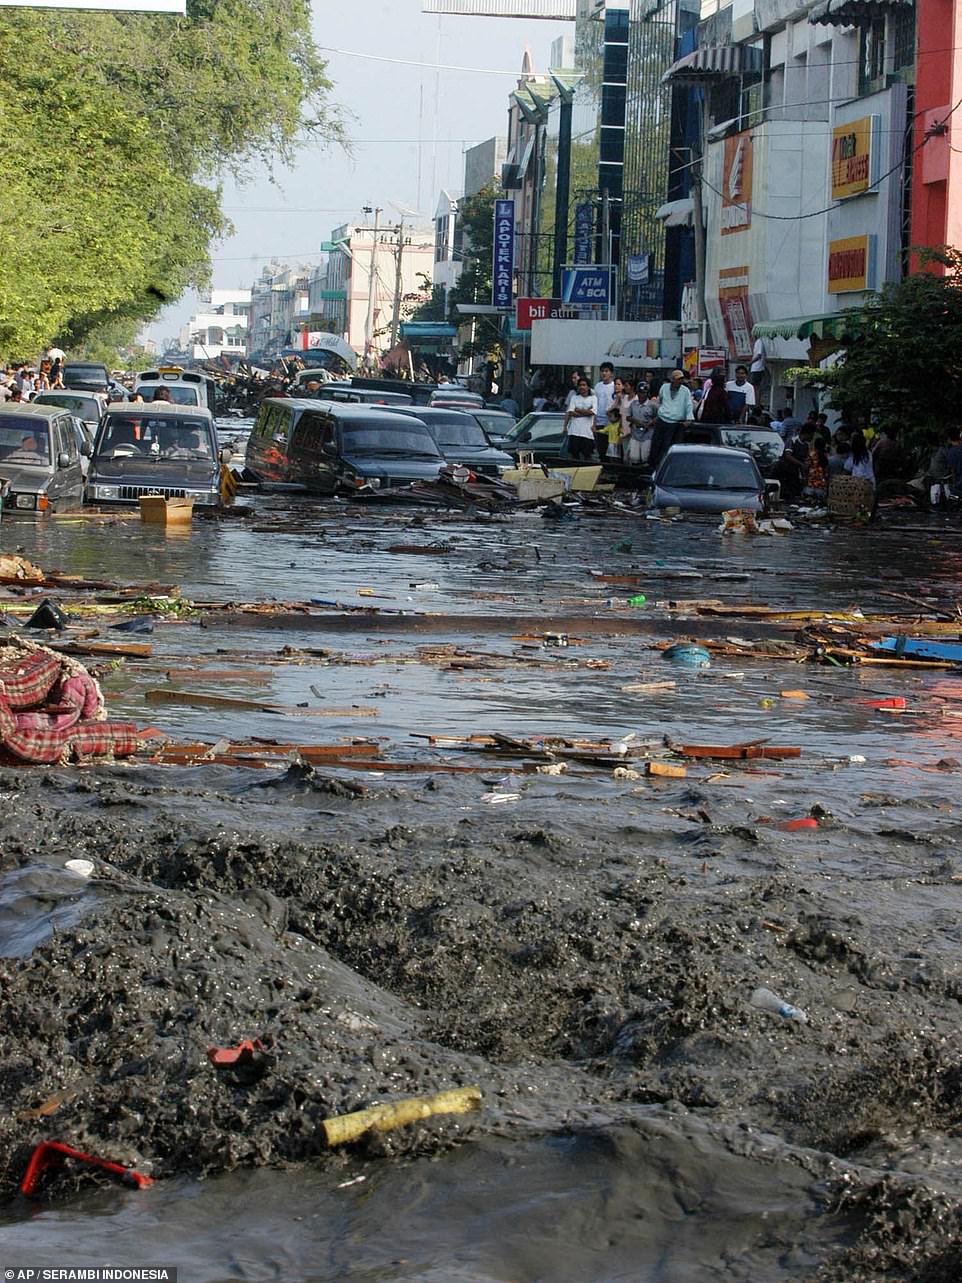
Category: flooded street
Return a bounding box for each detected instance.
[2,486,962,1281]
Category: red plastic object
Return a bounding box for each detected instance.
[857,697,907,710]
[207,1038,266,1066]
[20,1141,153,1197]
[779,818,818,831]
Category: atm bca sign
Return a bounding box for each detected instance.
[561,267,611,307]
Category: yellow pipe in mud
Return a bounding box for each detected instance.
[321,1087,482,1147]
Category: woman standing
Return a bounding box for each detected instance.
[563,377,598,461]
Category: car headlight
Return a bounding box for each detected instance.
[14,493,36,510]
[92,485,119,499]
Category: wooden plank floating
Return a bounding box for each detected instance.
[144,689,379,716]
[676,744,801,761]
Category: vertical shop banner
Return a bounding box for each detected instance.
[573,202,594,265]
[720,131,752,235]
[718,267,753,360]
[492,199,515,309]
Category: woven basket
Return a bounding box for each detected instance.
[828,474,874,518]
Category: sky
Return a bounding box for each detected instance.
[146,2,570,347]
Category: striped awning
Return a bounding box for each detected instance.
[810,0,913,25]
[661,44,764,85]
[752,311,863,341]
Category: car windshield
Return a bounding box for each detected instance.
[0,420,52,466]
[721,429,784,466]
[660,453,759,489]
[138,386,199,406]
[95,416,213,460]
[474,412,516,435]
[425,417,488,447]
[35,394,97,418]
[505,414,565,443]
[342,426,441,457]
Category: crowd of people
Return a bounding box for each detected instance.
[0,353,67,403]
[532,362,763,468]
[527,360,962,511]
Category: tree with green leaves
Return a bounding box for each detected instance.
[827,248,962,434]
[0,0,341,361]
[447,182,502,364]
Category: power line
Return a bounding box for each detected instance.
[318,46,524,75]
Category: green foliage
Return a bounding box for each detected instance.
[0,0,340,361]
[828,247,962,431]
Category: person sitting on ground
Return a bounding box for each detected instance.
[845,430,875,486]
[804,436,829,501]
[563,376,597,461]
[828,437,850,479]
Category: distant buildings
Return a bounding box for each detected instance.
[178,289,250,362]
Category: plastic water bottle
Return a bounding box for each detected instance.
[750,986,808,1024]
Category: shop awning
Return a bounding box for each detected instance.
[752,311,863,341]
[654,197,694,227]
[399,322,457,340]
[809,0,912,25]
[661,44,764,85]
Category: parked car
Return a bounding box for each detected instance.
[651,445,772,514]
[372,406,514,477]
[497,412,569,463]
[350,376,437,406]
[305,381,413,406]
[471,408,517,444]
[675,422,785,474]
[87,403,221,506]
[62,361,109,394]
[0,404,85,512]
[134,368,218,414]
[429,385,484,410]
[33,390,107,432]
[245,398,444,492]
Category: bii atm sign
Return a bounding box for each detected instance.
[492,199,515,309]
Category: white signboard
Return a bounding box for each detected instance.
[0,0,185,10]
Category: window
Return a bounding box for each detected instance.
[859,19,885,97]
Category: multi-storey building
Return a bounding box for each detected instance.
[670,0,917,404]
[316,221,435,358]
[178,290,250,361]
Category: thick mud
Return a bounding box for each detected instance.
[3,494,962,1280]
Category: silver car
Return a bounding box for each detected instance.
[0,405,86,513]
[651,444,769,514]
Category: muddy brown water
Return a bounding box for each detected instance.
[2,484,962,1281]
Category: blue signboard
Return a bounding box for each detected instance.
[492,199,515,309]
[561,266,611,307]
[573,202,593,265]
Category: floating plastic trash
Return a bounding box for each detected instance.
[64,859,94,878]
[662,643,711,668]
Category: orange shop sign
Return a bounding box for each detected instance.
[721,131,753,234]
[827,234,876,293]
[831,116,878,200]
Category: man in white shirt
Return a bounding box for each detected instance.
[563,376,597,461]
[725,364,756,422]
[593,361,615,459]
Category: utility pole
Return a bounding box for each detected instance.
[362,204,382,364]
[389,218,406,350]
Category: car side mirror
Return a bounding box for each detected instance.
[80,440,91,457]
[321,440,337,456]
[57,451,71,469]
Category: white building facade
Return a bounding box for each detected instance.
[179,289,250,361]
